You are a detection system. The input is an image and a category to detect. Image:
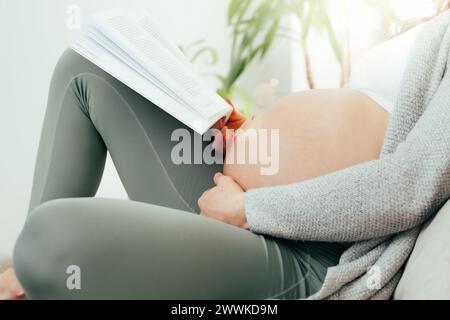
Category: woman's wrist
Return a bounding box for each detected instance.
[235,191,249,229]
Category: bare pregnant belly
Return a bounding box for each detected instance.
[223,89,390,191]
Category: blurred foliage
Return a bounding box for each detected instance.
[287,0,398,88]
[217,0,285,97]
[179,40,218,65]
[185,0,399,114]
[216,0,290,115]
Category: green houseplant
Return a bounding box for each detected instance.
[216,0,292,115]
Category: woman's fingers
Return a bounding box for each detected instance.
[211,100,246,153]
[213,172,223,185]
[212,117,227,130]
[224,100,247,130]
[211,125,228,153]
[10,278,25,297]
[227,110,247,130]
[212,101,239,130]
[0,268,26,300]
[213,173,237,189]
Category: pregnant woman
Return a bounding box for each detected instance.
[1,12,447,300]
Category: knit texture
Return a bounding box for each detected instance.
[245,11,450,300]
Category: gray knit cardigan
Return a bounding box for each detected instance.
[245,11,450,300]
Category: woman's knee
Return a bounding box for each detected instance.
[52,48,91,82]
[13,199,89,299]
[47,49,99,118]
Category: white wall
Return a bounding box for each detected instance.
[0,0,298,255]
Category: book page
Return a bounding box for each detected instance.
[133,11,188,64]
[72,35,216,134]
[93,9,225,119]
[85,24,191,111]
[134,11,232,119]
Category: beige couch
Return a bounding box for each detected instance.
[394,201,450,300]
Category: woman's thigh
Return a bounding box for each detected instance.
[31,48,221,213]
[13,198,337,300]
[83,65,222,211]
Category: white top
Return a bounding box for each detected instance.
[349,23,426,113]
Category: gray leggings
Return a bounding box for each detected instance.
[12,49,345,300]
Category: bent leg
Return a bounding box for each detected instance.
[18,49,346,300]
[29,48,221,213]
[14,198,340,300]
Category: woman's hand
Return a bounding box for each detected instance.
[212,100,247,153]
[0,267,26,300]
[213,100,247,131]
[198,173,249,229]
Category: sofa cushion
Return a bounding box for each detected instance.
[394,201,450,299]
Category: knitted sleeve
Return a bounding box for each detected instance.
[245,71,450,242]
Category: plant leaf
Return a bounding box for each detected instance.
[225,58,248,89]
[261,18,281,57]
[228,0,242,24]
[190,47,219,65]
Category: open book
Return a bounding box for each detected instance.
[71,9,232,134]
